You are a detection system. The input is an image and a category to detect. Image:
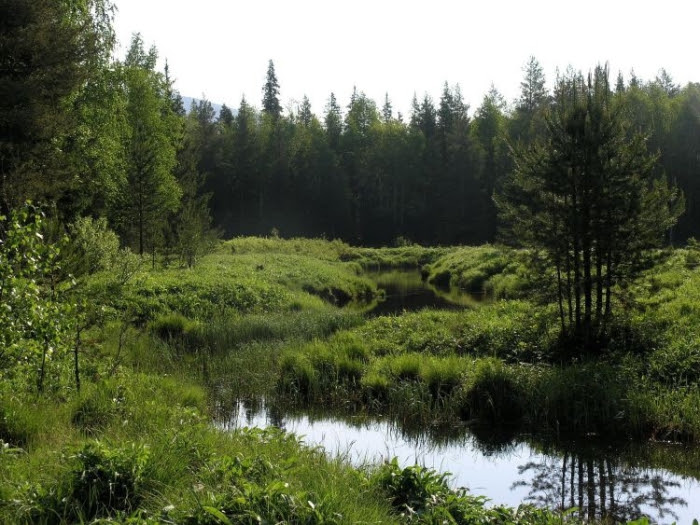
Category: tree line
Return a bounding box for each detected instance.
[2,0,699,257]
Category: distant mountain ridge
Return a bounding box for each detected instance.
[181,96,229,117]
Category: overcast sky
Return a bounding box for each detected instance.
[113,0,698,118]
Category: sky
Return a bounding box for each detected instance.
[113,0,699,118]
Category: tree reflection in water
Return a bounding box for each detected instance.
[514,451,687,523]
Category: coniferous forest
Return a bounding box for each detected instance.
[5,1,700,524]
[2,0,699,251]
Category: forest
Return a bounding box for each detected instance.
[3,0,700,524]
[2,0,699,251]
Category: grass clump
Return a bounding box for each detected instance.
[424,245,528,298]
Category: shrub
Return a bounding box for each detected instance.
[69,441,151,518]
[65,216,121,276]
[151,313,199,344]
[71,382,127,435]
[462,359,524,425]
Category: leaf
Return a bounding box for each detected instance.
[201,506,233,525]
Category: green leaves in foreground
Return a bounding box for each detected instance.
[371,458,567,524]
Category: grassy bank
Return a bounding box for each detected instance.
[2,237,699,523]
[278,246,700,442]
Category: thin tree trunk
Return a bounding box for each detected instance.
[583,233,593,346]
[570,454,576,510]
[562,452,568,511]
[598,459,606,519]
[595,243,604,333]
[74,325,82,392]
[587,459,595,521]
[578,458,584,515]
[556,258,566,333]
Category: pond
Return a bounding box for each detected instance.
[363,269,486,315]
[221,400,700,525]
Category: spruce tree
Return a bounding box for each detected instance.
[324,93,343,151]
[114,35,181,257]
[382,93,393,123]
[497,65,682,348]
[262,59,282,119]
[0,0,115,215]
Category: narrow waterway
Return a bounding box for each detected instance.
[217,270,700,523]
[222,401,700,525]
[364,269,485,315]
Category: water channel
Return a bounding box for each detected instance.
[221,400,700,524]
[222,270,700,523]
[363,268,486,315]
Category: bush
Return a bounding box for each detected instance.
[151,313,200,344]
[462,359,524,425]
[69,441,151,518]
[65,216,120,276]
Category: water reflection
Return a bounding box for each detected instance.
[515,452,686,523]
[219,400,700,524]
[362,269,484,315]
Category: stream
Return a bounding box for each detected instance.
[222,400,700,524]
[221,270,700,523]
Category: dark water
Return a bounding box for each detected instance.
[364,269,485,315]
[222,400,700,525]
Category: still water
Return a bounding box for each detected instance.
[221,271,699,523]
[222,400,700,525]
[364,269,485,315]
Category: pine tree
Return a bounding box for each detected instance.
[114,35,181,257]
[0,0,116,215]
[615,71,626,94]
[262,59,282,119]
[497,65,682,348]
[298,95,313,127]
[510,57,549,145]
[382,93,393,123]
[324,93,342,150]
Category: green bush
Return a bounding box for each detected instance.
[462,359,524,425]
[151,313,200,344]
[65,216,121,276]
[71,382,127,435]
[70,441,151,518]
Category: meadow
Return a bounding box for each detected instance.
[2,236,699,523]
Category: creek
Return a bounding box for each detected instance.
[222,400,700,525]
[220,270,700,523]
[363,269,485,315]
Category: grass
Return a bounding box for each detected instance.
[4,237,700,523]
[423,244,530,298]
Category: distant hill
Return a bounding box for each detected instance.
[181,96,230,118]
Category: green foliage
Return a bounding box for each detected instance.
[371,458,567,524]
[0,204,76,392]
[64,216,121,276]
[0,0,116,213]
[70,441,151,518]
[424,245,528,298]
[498,65,682,345]
[112,34,181,257]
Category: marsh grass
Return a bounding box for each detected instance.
[424,245,529,298]
[7,237,700,523]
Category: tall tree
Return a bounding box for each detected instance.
[382,93,393,123]
[510,56,549,145]
[0,0,116,216]
[473,85,509,241]
[262,59,282,120]
[498,65,682,347]
[324,93,343,151]
[298,95,313,127]
[114,35,181,257]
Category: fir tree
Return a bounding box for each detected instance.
[262,59,282,119]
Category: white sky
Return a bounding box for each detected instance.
[113,0,699,118]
